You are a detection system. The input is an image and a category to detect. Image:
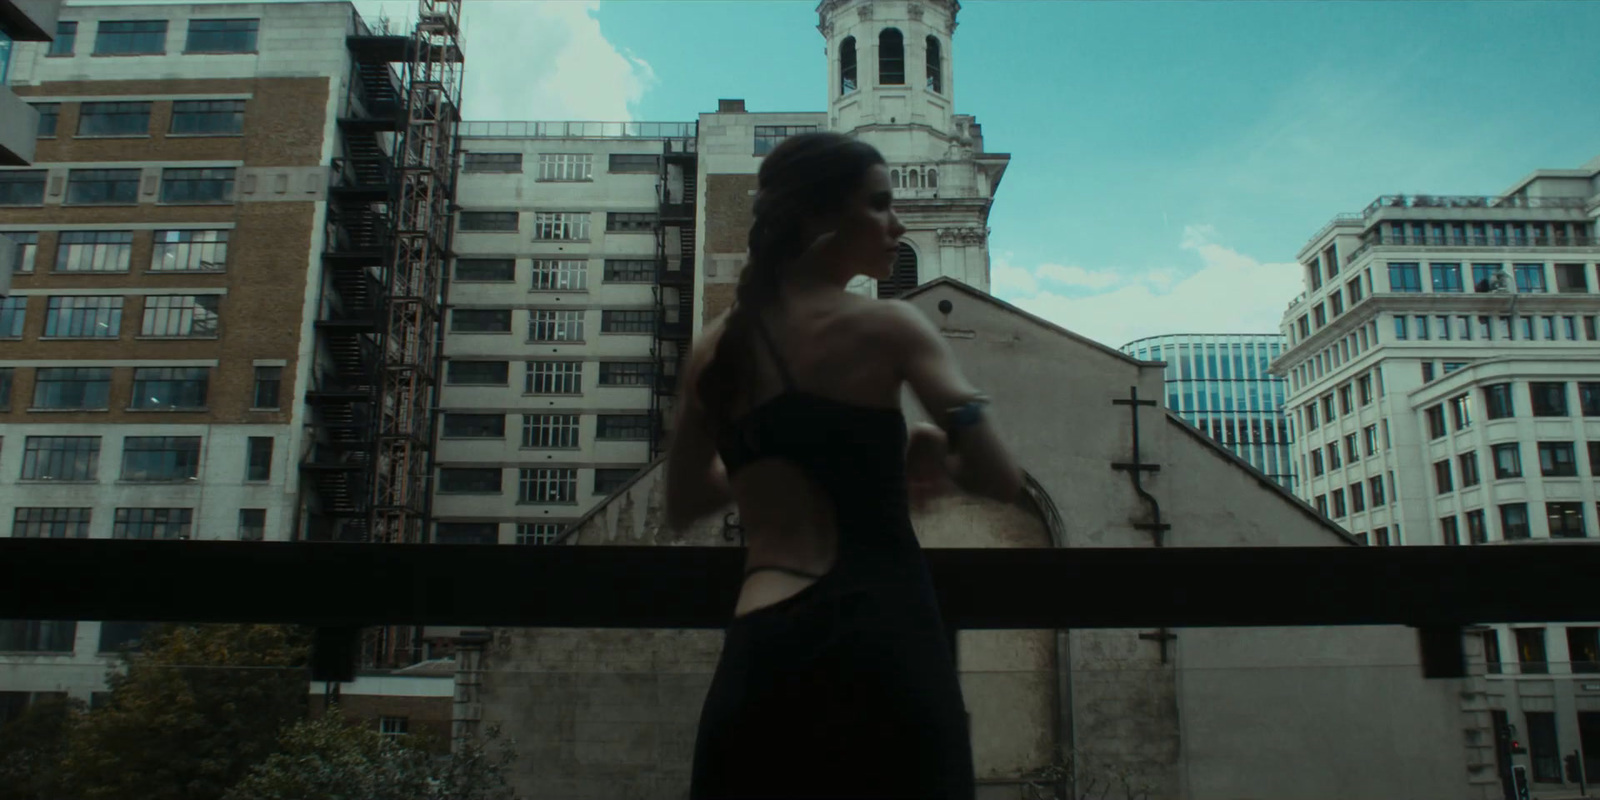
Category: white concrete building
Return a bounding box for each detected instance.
[1272,155,1600,790]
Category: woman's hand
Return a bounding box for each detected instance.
[906,422,955,510]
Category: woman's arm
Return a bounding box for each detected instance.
[664,316,735,532]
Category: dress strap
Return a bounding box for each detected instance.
[744,565,826,581]
[752,315,796,391]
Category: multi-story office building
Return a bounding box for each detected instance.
[1120,333,1294,490]
[1,0,59,283]
[0,0,460,708]
[1273,155,1600,790]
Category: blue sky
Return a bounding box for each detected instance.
[87,0,1600,346]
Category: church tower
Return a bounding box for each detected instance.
[817,0,1009,295]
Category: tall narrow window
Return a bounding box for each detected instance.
[839,36,857,94]
[877,242,918,299]
[252,366,282,409]
[878,29,905,85]
[246,437,273,481]
[925,36,942,92]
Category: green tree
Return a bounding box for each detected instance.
[222,714,518,800]
[60,623,312,800]
[0,695,83,800]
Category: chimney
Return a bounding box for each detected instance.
[718,99,746,113]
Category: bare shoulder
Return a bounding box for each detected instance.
[864,298,943,350]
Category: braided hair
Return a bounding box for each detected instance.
[696,132,886,429]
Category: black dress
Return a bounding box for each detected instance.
[689,326,975,799]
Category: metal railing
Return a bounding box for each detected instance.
[1299,213,1362,253]
[459,121,697,139]
[1345,234,1599,264]
[1362,194,1589,217]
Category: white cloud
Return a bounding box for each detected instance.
[993,225,1304,350]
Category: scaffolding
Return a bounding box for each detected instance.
[303,0,463,668]
[649,134,698,456]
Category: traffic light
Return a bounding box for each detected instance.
[1566,752,1585,785]
[1512,764,1531,800]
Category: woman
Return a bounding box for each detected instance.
[666,132,1024,799]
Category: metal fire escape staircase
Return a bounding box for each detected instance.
[650,136,698,456]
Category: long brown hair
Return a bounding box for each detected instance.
[696,132,886,428]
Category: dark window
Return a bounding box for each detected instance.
[1440,516,1460,546]
[459,211,519,232]
[516,523,562,546]
[1530,382,1568,417]
[76,101,151,136]
[1450,393,1472,430]
[454,258,515,282]
[450,309,512,333]
[1349,482,1364,513]
[1492,443,1522,479]
[1484,383,1514,419]
[606,212,657,233]
[1580,382,1600,417]
[1347,277,1363,305]
[1556,263,1589,293]
[603,259,655,283]
[1330,489,1345,517]
[1518,629,1550,675]
[601,309,656,334]
[12,508,91,538]
[160,167,235,204]
[238,509,266,541]
[1368,476,1385,507]
[438,468,502,494]
[1459,452,1480,487]
[1426,405,1446,439]
[0,621,77,653]
[1421,361,1435,382]
[608,154,660,173]
[598,362,653,387]
[169,100,245,134]
[0,367,11,407]
[521,414,579,449]
[878,242,919,299]
[21,436,101,481]
[1500,503,1530,540]
[447,361,509,385]
[597,414,651,440]
[1305,403,1318,431]
[98,622,155,654]
[1434,459,1453,494]
[33,103,59,136]
[1296,315,1309,338]
[185,18,257,52]
[1393,315,1408,340]
[1472,263,1502,292]
[1338,385,1352,414]
[66,168,141,204]
[49,21,76,55]
[1514,264,1547,293]
[1466,509,1487,545]
[252,366,282,409]
[1590,442,1600,475]
[878,28,905,84]
[1527,711,1560,782]
[519,468,578,503]
[593,468,638,495]
[1344,434,1358,463]
[1326,443,1341,470]
[839,35,857,94]
[1538,442,1578,477]
[246,437,273,481]
[1375,527,1392,546]
[1387,263,1421,292]
[94,20,168,55]
[1313,304,1326,327]
[462,152,523,173]
[1310,450,1323,477]
[1568,627,1600,674]
[753,125,818,157]
[436,522,498,545]
[0,171,46,206]
[925,35,942,92]
[32,367,112,410]
[1363,424,1378,456]
[1430,263,1463,292]
[1547,502,1586,538]
[1483,629,1501,674]
[1358,375,1372,405]
[120,437,202,482]
[442,413,505,439]
[113,508,193,540]
[1314,494,1326,516]
[130,367,209,410]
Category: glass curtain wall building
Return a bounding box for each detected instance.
[1121,333,1295,491]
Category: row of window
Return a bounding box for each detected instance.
[0,294,225,340]
[1394,312,1600,345]
[1486,626,1600,677]
[1313,473,1392,518]
[9,505,269,540]
[461,152,662,179]
[0,366,280,412]
[1423,383,1600,438]
[45,18,258,57]
[455,257,664,287]
[1440,503,1595,543]
[446,359,654,391]
[436,466,640,502]
[837,30,943,95]
[450,308,658,338]
[1288,320,1383,394]
[5,434,273,483]
[1308,423,1391,477]
[30,99,245,138]
[0,168,236,207]
[1432,442,1600,491]
[1301,368,1383,432]
[442,412,653,445]
[1306,223,1591,291]
[457,210,657,236]
[434,521,565,546]
[5,229,230,274]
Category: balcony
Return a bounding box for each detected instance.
[1346,234,1598,264]
[1362,194,1589,216]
